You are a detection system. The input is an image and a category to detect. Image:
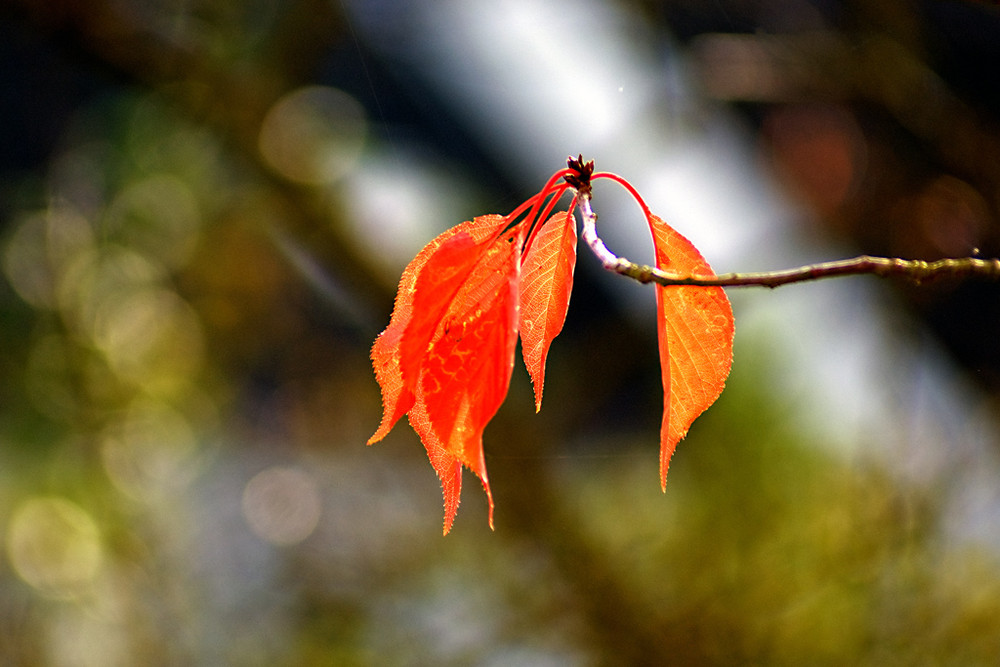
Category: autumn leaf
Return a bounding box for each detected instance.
[369,156,736,533]
[369,214,521,533]
[407,394,469,535]
[422,228,522,453]
[400,231,485,389]
[420,227,522,531]
[648,213,734,489]
[368,215,508,445]
[519,210,577,411]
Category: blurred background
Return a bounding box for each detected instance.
[2,0,1000,664]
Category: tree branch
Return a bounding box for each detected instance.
[575,188,1000,288]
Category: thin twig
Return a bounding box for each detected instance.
[575,189,1000,288]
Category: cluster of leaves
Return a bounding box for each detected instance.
[368,157,734,533]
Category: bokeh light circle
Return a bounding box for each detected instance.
[6,497,102,598]
[242,466,322,546]
[258,85,366,185]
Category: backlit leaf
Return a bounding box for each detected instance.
[369,159,738,533]
[422,228,521,459]
[649,214,734,489]
[368,215,507,445]
[399,231,483,388]
[368,214,517,533]
[407,398,467,535]
[519,211,577,411]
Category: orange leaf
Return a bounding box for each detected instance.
[368,214,517,534]
[422,229,521,459]
[407,398,468,535]
[368,215,507,445]
[415,225,520,532]
[519,211,577,411]
[649,214,734,489]
[400,231,483,388]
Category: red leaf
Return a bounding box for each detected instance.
[368,214,518,533]
[400,231,483,388]
[370,160,740,533]
[519,211,577,411]
[421,229,521,460]
[407,398,467,535]
[368,215,507,445]
[649,214,734,489]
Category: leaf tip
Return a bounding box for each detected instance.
[366,417,394,446]
[366,418,391,445]
[481,471,495,531]
[442,497,459,536]
[659,437,676,492]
